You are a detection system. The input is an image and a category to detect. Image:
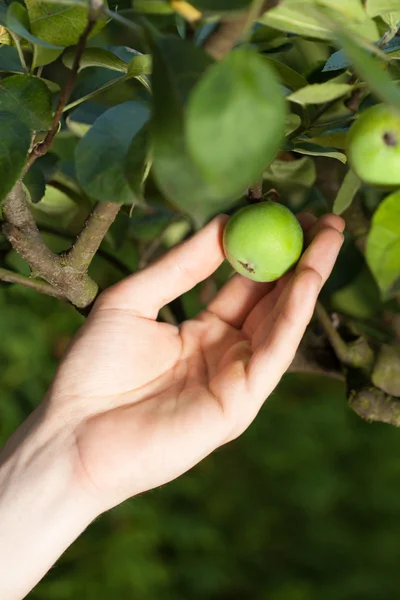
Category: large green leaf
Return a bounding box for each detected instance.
[366,191,400,300]
[75,101,150,204]
[0,75,53,131]
[25,0,108,47]
[5,3,63,49]
[0,111,31,202]
[336,31,400,111]
[288,83,353,105]
[186,49,286,199]
[151,35,235,223]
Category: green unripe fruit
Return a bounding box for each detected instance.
[347,104,400,187]
[223,201,303,282]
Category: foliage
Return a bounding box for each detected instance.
[0,0,400,595]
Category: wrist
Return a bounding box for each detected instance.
[0,403,98,599]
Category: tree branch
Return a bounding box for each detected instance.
[204,0,278,60]
[315,301,374,370]
[349,387,400,427]
[0,267,65,300]
[65,202,120,272]
[2,2,119,309]
[2,183,98,308]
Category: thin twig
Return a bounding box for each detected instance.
[8,32,28,74]
[24,6,97,172]
[0,267,65,300]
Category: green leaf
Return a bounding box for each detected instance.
[0,75,53,132]
[75,101,150,204]
[333,170,361,215]
[0,45,24,72]
[187,49,286,200]
[285,113,302,135]
[366,0,400,16]
[260,3,333,40]
[66,102,106,137]
[151,35,234,223]
[25,0,108,47]
[63,47,129,73]
[6,3,63,49]
[125,124,149,203]
[306,129,348,149]
[0,111,31,202]
[366,191,400,300]
[265,155,317,188]
[261,0,379,42]
[336,30,400,111]
[263,56,308,91]
[127,54,152,77]
[23,164,46,204]
[292,142,347,163]
[32,46,63,69]
[288,83,353,105]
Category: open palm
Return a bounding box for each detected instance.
[48,212,344,512]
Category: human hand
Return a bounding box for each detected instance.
[45,211,344,513]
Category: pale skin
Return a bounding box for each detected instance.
[0,211,344,599]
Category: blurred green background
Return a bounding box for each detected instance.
[2,284,400,600]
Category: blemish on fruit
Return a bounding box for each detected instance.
[383,132,397,147]
[238,261,256,274]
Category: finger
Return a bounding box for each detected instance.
[206,212,317,329]
[247,268,321,403]
[245,223,343,344]
[207,275,273,329]
[243,218,344,336]
[97,215,228,318]
[305,214,345,244]
[298,225,344,286]
[296,211,317,232]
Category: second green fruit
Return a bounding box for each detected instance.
[347,104,400,188]
[223,202,303,282]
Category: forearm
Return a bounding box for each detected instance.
[0,405,97,599]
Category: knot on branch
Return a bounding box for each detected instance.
[349,387,400,427]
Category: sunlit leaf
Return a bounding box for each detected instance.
[187,49,286,199]
[25,0,108,47]
[366,190,400,300]
[288,83,353,105]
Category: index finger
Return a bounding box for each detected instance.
[96,215,228,319]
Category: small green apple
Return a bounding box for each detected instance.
[347,104,400,187]
[223,201,303,282]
